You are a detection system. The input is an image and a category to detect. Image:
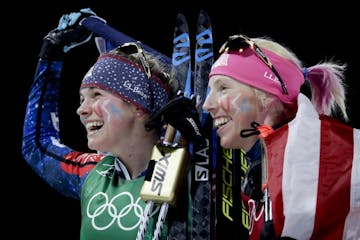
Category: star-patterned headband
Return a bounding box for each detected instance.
[80,54,170,114]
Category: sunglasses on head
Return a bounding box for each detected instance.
[219,34,288,95]
[117,42,155,111]
[117,42,152,79]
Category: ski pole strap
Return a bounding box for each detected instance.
[136,201,154,240]
[153,203,169,240]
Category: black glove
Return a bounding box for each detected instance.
[39,8,105,60]
[145,93,206,148]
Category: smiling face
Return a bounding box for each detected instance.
[203,75,265,151]
[76,87,139,153]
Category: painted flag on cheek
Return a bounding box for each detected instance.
[263,95,360,240]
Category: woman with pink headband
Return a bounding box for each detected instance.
[22,9,203,240]
[203,34,359,239]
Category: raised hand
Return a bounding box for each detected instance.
[39,8,105,60]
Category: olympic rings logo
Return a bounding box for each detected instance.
[86,191,144,231]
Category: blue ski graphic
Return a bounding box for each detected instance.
[166,13,191,240]
[191,9,214,240]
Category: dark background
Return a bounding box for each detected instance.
[10,1,358,239]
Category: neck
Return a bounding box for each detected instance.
[113,133,158,179]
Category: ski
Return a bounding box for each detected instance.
[167,13,192,240]
[215,146,249,239]
[191,9,214,240]
[171,13,192,96]
[169,11,215,240]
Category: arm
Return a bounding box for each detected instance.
[80,16,172,65]
[22,8,105,199]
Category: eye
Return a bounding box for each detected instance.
[214,79,229,94]
[93,91,102,97]
[120,97,131,104]
[219,84,228,93]
[91,90,104,99]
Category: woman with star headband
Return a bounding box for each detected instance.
[203,34,359,239]
[22,8,204,240]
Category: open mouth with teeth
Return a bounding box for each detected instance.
[86,121,104,132]
[214,117,231,129]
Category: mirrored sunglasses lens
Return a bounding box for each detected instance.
[120,43,139,55]
[221,36,250,53]
[120,43,151,79]
[229,37,249,50]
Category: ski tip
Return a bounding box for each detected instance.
[176,12,187,20]
[197,10,211,27]
[175,12,189,27]
[199,9,209,17]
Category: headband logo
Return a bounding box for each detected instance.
[123,80,149,100]
[263,71,279,84]
[212,53,229,69]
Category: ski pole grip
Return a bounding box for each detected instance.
[163,125,188,147]
[163,125,176,146]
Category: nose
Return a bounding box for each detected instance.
[76,100,92,116]
[202,91,215,113]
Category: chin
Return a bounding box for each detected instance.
[220,135,247,150]
[87,140,101,151]
[87,144,97,151]
[219,137,233,149]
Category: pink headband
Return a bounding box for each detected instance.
[209,48,304,104]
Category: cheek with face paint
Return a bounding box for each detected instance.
[99,99,125,127]
[219,95,231,113]
[219,94,252,117]
[93,100,105,117]
[233,95,254,117]
[223,93,257,134]
[233,94,261,136]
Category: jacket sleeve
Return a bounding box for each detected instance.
[22,59,103,199]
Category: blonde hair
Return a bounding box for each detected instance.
[252,36,348,121]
